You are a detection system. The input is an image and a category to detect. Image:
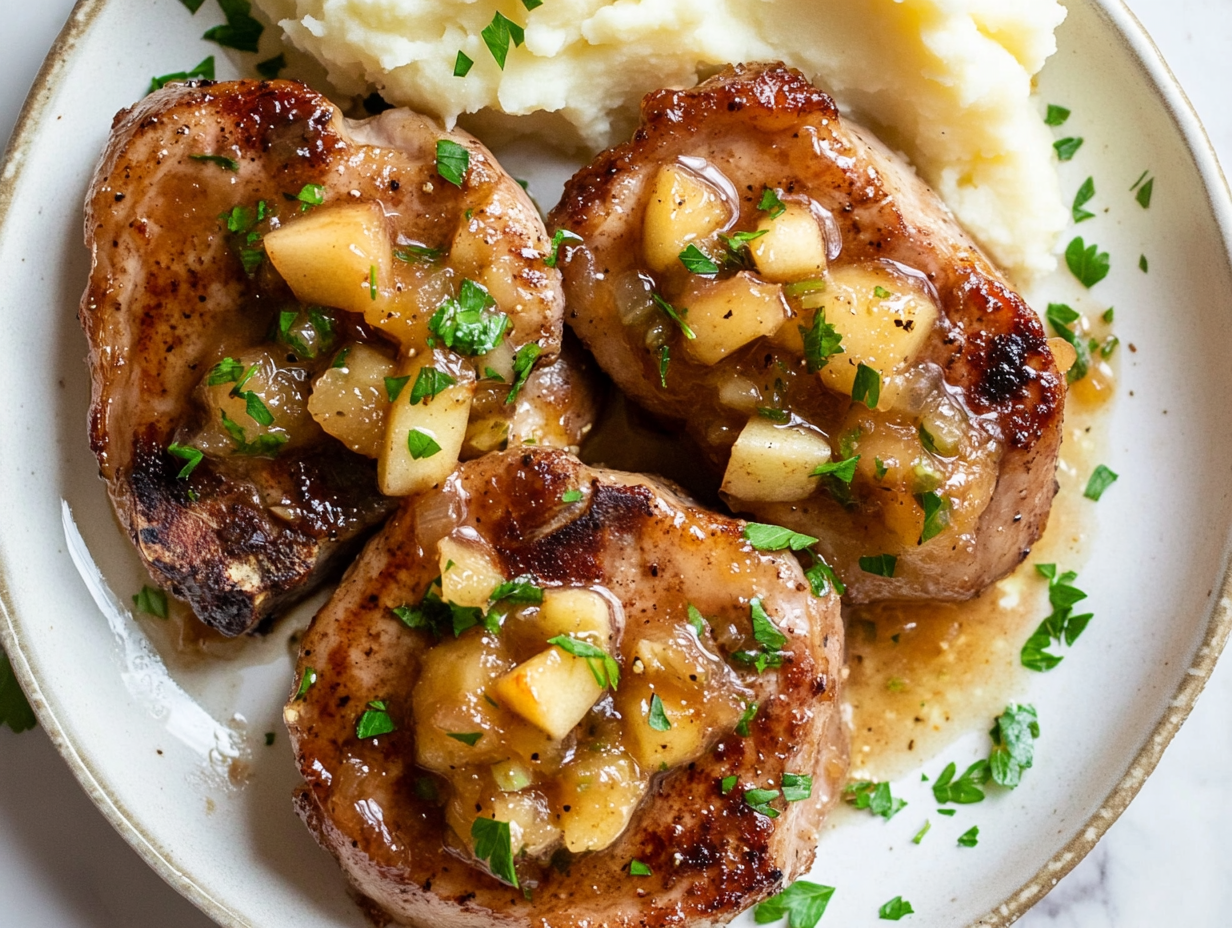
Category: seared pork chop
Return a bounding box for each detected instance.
[549,63,1065,603]
[82,79,594,635]
[286,449,846,927]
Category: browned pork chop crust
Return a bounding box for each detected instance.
[82,80,581,635]
[549,63,1064,603]
[286,449,846,928]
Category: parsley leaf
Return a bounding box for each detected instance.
[190,153,239,171]
[429,280,510,356]
[133,585,169,618]
[686,605,707,637]
[912,820,931,844]
[207,356,245,385]
[447,731,483,746]
[394,243,443,264]
[851,363,881,408]
[782,773,812,802]
[652,293,696,339]
[750,598,787,651]
[679,244,720,275]
[562,489,584,503]
[843,780,907,820]
[0,650,36,734]
[410,366,456,404]
[803,553,845,598]
[481,11,524,70]
[407,429,442,460]
[436,139,470,187]
[1053,137,1083,161]
[917,491,950,544]
[1083,464,1118,501]
[755,882,834,928]
[721,775,738,795]
[548,635,620,689]
[648,693,671,731]
[471,817,519,886]
[203,0,264,53]
[545,228,581,268]
[1139,254,1149,272]
[505,343,542,404]
[719,229,768,269]
[859,554,897,577]
[489,576,544,605]
[1136,176,1154,208]
[800,307,844,373]
[454,51,474,77]
[758,187,787,219]
[743,523,819,551]
[744,788,781,818]
[167,442,204,479]
[932,759,991,804]
[179,0,206,11]
[355,700,395,739]
[989,703,1039,788]
[629,859,652,876]
[1065,236,1111,288]
[1044,104,1070,126]
[256,53,286,79]
[879,896,914,920]
[219,409,286,457]
[295,667,318,699]
[1021,564,1091,670]
[658,344,671,388]
[735,701,758,737]
[1072,176,1095,223]
[149,56,215,93]
[810,455,858,483]
[1045,302,1091,383]
[384,375,411,402]
[958,825,980,847]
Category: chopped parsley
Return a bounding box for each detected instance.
[203,0,265,53]
[651,293,696,339]
[505,343,542,404]
[548,635,620,690]
[679,244,720,275]
[810,455,858,483]
[490,576,544,605]
[753,880,835,928]
[0,650,36,734]
[800,306,844,373]
[287,183,325,211]
[647,693,671,731]
[179,0,206,11]
[167,442,203,479]
[355,700,395,739]
[410,366,456,404]
[407,429,442,460]
[851,363,881,408]
[1136,175,1154,208]
[873,286,891,299]
[750,598,787,652]
[859,553,897,577]
[879,896,914,920]
[802,552,845,598]
[447,731,483,746]
[1044,104,1070,126]
[686,604,707,637]
[1072,176,1095,223]
[1083,464,1119,501]
[843,780,907,820]
[957,826,980,848]
[743,523,818,551]
[562,489,584,503]
[1045,302,1090,382]
[1021,564,1092,671]
[917,491,950,544]
[629,859,652,877]
[133,585,169,618]
[544,228,581,268]
[190,153,239,171]
[331,346,351,369]
[911,820,931,844]
[782,773,813,802]
[719,229,768,269]
[1065,236,1111,288]
[429,280,509,356]
[295,667,318,699]
[735,701,758,737]
[989,703,1039,788]
[721,775,738,795]
[149,55,214,93]
[758,187,787,219]
[481,11,525,70]
[744,787,781,818]
[394,243,443,263]
[658,344,671,388]
[384,375,411,402]
[435,139,470,187]
[471,817,519,886]
[932,759,991,804]
[220,409,286,457]
[454,51,474,77]
[1053,137,1083,161]
[256,53,286,79]
[1139,254,1149,272]
[392,585,487,639]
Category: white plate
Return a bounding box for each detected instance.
[1,1,1230,925]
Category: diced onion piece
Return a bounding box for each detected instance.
[556,749,647,853]
[721,417,832,502]
[307,343,395,458]
[365,261,454,349]
[378,352,474,497]
[680,272,788,365]
[493,647,604,740]
[642,164,732,273]
[492,759,533,793]
[535,588,612,642]
[816,264,939,407]
[198,348,318,455]
[1047,336,1077,374]
[413,634,509,773]
[439,536,505,609]
[919,398,966,458]
[751,203,827,282]
[449,189,529,311]
[488,793,560,857]
[264,203,392,315]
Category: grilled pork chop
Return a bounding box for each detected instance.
[549,63,1065,603]
[82,79,593,636]
[286,449,846,927]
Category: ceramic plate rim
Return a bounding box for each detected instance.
[2,2,1230,926]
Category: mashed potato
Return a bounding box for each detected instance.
[254,0,1067,282]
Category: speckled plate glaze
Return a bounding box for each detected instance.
[1,1,1230,926]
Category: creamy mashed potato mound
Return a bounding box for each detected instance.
[255,0,1067,281]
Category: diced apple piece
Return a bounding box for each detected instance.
[680,272,788,365]
[378,352,475,497]
[816,264,939,406]
[489,793,561,856]
[634,638,713,687]
[751,203,827,282]
[439,536,505,608]
[264,203,393,315]
[556,749,648,853]
[197,348,319,456]
[620,686,708,769]
[642,164,733,273]
[721,417,832,502]
[307,343,395,458]
[534,588,612,642]
[413,634,510,773]
[365,260,454,349]
[493,647,603,740]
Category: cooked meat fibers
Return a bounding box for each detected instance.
[286,448,846,928]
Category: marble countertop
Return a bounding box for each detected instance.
[2,1,1228,925]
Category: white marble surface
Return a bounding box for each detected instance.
[1,1,1229,925]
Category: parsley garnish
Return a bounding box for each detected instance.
[932,759,991,804]
[1053,137,1083,161]
[879,896,914,920]
[0,650,36,734]
[651,293,696,339]
[545,229,581,268]
[687,604,707,637]
[782,773,812,802]
[803,552,845,598]
[719,229,769,269]
[133,585,169,618]
[190,153,239,171]
[1044,104,1070,126]
[207,356,244,385]
[957,826,981,847]
[1021,564,1091,671]
[989,703,1039,787]
[472,817,519,886]
[743,523,819,551]
[912,820,931,844]
[721,775,738,795]
[1136,176,1154,208]
[256,53,286,79]
[429,280,510,356]
[917,491,950,544]
[1065,236,1111,288]
[447,731,483,746]
[1045,302,1091,382]
[658,344,670,388]
[331,347,351,369]
[548,635,620,689]
[800,307,844,373]
[647,693,671,731]
[505,343,542,404]
[481,11,524,69]
[435,139,470,187]
[149,56,214,93]
[810,455,858,483]
[735,701,758,736]
[410,366,456,404]
[203,0,264,53]
[489,576,544,605]
[629,859,652,877]
[873,286,891,299]
[220,409,286,456]
[384,375,411,402]
[744,787,781,818]
[1139,254,1149,272]
[1072,176,1095,222]
[758,187,787,219]
[295,667,318,699]
[679,244,720,275]
[753,880,835,928]
[843,780,907,820]
[179,0,206,11]
[750,598,787,651]
[355,700,395,739]
[167,443,203,479]
[851,363,881,408]
[286,183,325,211]
[454,51,474,77]
[859,553,896,577]
[407,429,442,460]
[562,489,584,503]
[1084,464,1118,501]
